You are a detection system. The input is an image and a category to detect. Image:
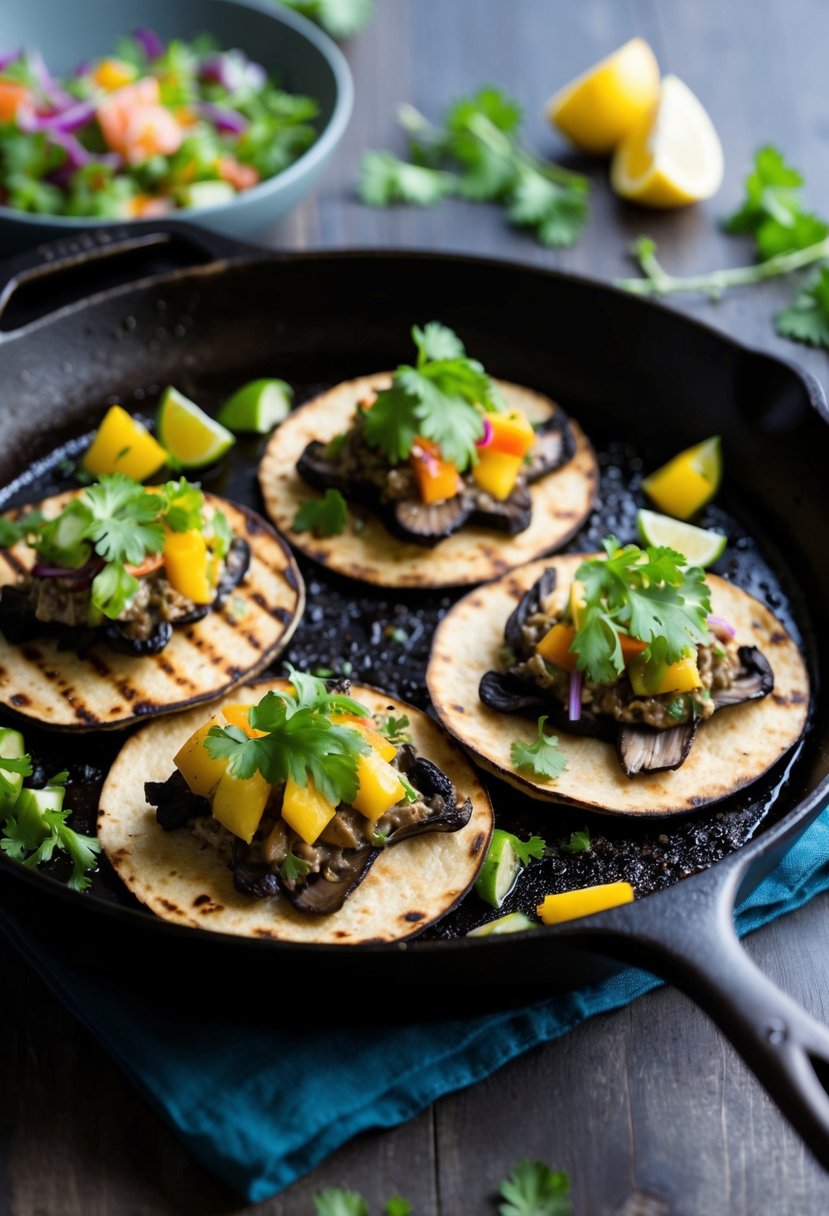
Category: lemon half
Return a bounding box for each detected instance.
[611,74,724,207]
[548,37,660,155]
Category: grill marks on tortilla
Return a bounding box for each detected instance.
[97,681,494,946]
[0,495,304,730]
[258,374,599,589]
[426,556,811,817]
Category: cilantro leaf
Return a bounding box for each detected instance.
[280,852,312,883]
[210,509,233,559]
[90,562,139,620]
[359,151,457,206]
[724,146,805,248]
[755,210,829,261]
[268,667,371,718]
[507,168,589,249]
[293,488,348,538]
[776,267,829,348]
[361,384,420,463]
[499,1158,572,1216]
[82,474,165,566]
[561,828,591,854]
[395,366,484,469]
[2,799,101,893]
[313,1188,369,1216]
[412,321,466,362]
[280,0,373,39]
[0,517,24,547]
[511,717,568,782]
[385,1200,412,1216]
[378,713,411,746]
[160,477,206,533]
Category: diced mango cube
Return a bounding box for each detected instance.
[211,769,271,844]
[331,714,397,762]
[282,777,337,845]
[629,654,701,696]
[92,58,138,91]
[352,751,405,821]
[536,621,578,671]
[83,405,167,482]
[537,881,634,925]
[488,410,536,458]
[174,715,227,797]
[164,529,213,604]
[472,450,523,501]
[410,439,463,504]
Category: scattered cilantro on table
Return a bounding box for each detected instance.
[358,87,590,249]
[293,488,349,537]
[510,717,568,782]
[504,832,547,865]
[572,538,711,685]
[617,144,829,350]
[561,827,591,855]
[498,1158,572,1216]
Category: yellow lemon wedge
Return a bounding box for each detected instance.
[641,436,722,520]
[611,74,724,207]
[547,37,660,155]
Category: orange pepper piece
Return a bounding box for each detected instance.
[410,438,463,505]
[536,621,579,671]
[0,80,31,122]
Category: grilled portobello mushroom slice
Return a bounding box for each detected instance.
[504,566,557,653]
[390,494,472,545]
[713,646,774,707]
[616,722,699,777]
[524,415,576,482]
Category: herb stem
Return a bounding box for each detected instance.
[617,235,829,300]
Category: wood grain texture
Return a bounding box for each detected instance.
[4,0,829,1212]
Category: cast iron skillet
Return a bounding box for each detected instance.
[1,224,829,1164]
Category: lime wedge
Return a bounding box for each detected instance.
[0,727,26,813]
[217,379,293,434]
[637,509,726,568]
[475,828,523,908]
[156,386,235,469]
[467,911,538,937]
[641,435,722,520]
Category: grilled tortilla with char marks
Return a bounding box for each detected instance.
[426,556,810,816]
[0,493,305,731]
[97,680,494,945]
[258,374,598,590]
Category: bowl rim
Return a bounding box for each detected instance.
[0,0,354,228]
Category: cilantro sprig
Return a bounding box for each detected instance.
[204,668,372,806]
[361,322,500,469]
[293,488,349,537]
[510,717,568,782]
[359,88,590,249]
[617,145,829,350]
[571,538,711,684]
[498,1158,572,1216]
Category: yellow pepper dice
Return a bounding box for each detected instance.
[211,768,270,844]
[629,654,702,696]
[331,714,397,762]
[487,410,536,458]
[536,621,578,672]
[163,529,214,604]
[538,881,634,926]
[352,751,406,821]
[472,450,524,501]
[282,776,337,844]
[174,715,227,797]
[641,436,722,521]
[83,405,167,481]
[410,440,463,505]
[92,58,137,91]
[569,580,587,628]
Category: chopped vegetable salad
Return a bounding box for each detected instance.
[0,30,319,218]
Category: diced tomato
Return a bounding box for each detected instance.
[97,76,163,154]
[121,105,183,164]
[217,156,260,192]
[125,194,173,218]
[0,80,30,122]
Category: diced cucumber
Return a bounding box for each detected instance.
[178,181,236,209]
[0,727,26,815]
[475,829,523,909]
[14,784,65,842]
[217,379,293,434]
[467,911,538,937]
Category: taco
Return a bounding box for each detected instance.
[0,475,304,730]
[97,673,493,944]
[427,548,810,815]
[258,323,597,589]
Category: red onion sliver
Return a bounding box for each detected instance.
[707,614,735,638]
[196,101,249,134]
[0,50,21,72]
[133,28,165,61]
[21,100,96,134]
[568,669,582,722]
[476,417,493,448]
[27,48,76,110]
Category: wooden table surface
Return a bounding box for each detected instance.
[3,1,829,1212]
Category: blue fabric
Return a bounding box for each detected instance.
[3,809,829,1202]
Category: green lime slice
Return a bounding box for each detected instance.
[156,386,235,469]
[217,379,293,434]
[636,509,727,568]
[467,911,538,937]
[475,828,523,908]
[0,727,27,813]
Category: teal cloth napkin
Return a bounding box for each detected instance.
[3,809,829,1202]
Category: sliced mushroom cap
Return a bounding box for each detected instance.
[473,484,533,535]
[479,670,549,715]
[504,566,557,653]
[105,620,173,656]
[616,722,698,778]
[280,848,377,915]
[296,440,353,496]
[383,795,473,844]
[390,495,472,546]
[713,646,775,707]
[525,417,576,484]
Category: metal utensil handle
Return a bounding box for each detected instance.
[558,860,829,1168]
[0,220,253,327]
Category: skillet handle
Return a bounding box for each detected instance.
[0,220,254,331]
[559,860,829,1168]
